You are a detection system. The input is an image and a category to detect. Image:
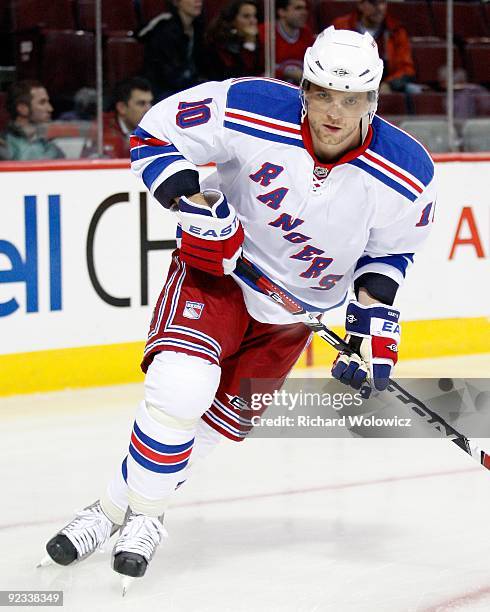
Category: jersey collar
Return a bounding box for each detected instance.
[301,117,373,170]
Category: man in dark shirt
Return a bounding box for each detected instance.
[82,77,153,158]
[139,0,205,101]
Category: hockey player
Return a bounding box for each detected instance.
[42,27,435,589]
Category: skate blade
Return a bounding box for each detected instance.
[37,555,54,568]
[121,576,134,597]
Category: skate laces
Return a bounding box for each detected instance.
[114,513,167,562]
[61,502,114,558]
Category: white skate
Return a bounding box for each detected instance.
[39,500,119,567]
[112,510,167,595]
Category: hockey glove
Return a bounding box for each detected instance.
[331,301,400,391]
[176,189,245,276]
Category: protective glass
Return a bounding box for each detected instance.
[304,88,377,119]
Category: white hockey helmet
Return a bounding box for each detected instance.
[301,27,384,136]
[302,26,384,93]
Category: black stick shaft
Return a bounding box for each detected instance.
[234,257,486,466]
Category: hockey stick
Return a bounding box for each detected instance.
[234,257,490,470]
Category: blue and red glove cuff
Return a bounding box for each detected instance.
[345,301,400,338]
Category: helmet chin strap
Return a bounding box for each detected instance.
[360,114,370,142]
[299,87,307,123]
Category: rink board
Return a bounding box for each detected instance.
[0,156,489,395]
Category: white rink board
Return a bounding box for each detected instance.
[395,161,490,320]
[0,160,489,356]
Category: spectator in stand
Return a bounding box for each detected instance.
[139,0,205,101]
[333,0,416,94]
[83,77,153,158]
[60,88,97,122]
[204,0,262,80]
[437,66,490,119]
[259,0,315,84]
[0,80,64,161]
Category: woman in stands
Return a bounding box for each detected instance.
[203,0,263,80]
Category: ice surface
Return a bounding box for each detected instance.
[2,355,490,611]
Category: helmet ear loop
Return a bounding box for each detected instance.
[299,84,308,122]
[360,89,379,141]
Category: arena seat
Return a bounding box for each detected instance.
[410,92,446,115]
[41,30,95,97]
[105,37,145,88]
[462,119,490,151]
[0,91,9,131]
[0,0,11,31]
[398,119,458,152]
[316,0,357,29]
[410,39,462,86]
[76,0,137,33]
[431,2,489,40]
[465,41,490,86]
[14,31,42,80]
[387,1,435,38]
[377,92,407,115]
[475,93,490,117]
[202,0,230,23]
[138,0,171,28]
[11,0,75,31]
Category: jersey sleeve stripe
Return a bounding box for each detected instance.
[353,263,405,287]
[141,155,186,190]
[132,126,170,146]
[225,110,302,135]
[355,253,414,277]
[224,120,305,148]
[130,144,180,162]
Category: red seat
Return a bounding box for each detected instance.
[41,30,95,96]
[138,0,171,27]
[105,37,145,88]
[431,2,489,40]
[202,0,230,23]
[465,41,490,85]
[14,29,96,97]
[76,0,137,33]
[475,93,490,116]
[411,92,446,115]
[317,0,357,29]
[387,1,435,38]
[305,0,318,35]
[14,31,42,80]
[11,0,75,31]
[377,92,407,115]
[0,91,9,130]
[411,38,462,86]
[0,0,11,27]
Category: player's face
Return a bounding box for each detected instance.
[29,87,53,124]
[305,84,370,149]
[120,89,154,131]
[279,0,308,30]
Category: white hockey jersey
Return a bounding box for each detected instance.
[131,77,436,325]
